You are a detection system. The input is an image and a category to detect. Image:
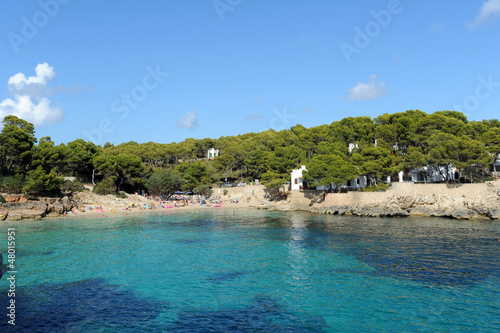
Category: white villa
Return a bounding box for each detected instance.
[207,148,221,160]
[291,165,307,190]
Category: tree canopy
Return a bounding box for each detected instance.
[1,110,499,196]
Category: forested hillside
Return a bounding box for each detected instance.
[1,110,499,197]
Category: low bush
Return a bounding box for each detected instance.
[362,183,390,192]
[22,167,63,196]
[93,177,117,195]
[116,191,128,199]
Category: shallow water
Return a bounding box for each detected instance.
[1,210,499,332]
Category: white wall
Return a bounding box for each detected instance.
[291,165,307,190]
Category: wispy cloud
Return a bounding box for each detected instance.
[469,0,500,28]
[302,106,314,114]
[0,63,64,126]
[245,114,263,120]
[429,22,447,34]
[176,109,199,129]
[348,75,388,101]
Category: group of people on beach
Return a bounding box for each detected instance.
[76,194,241,217]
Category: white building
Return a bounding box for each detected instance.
[411,165,460,183]
[207,148,221,160]
[348,143,359,153]
[291,165,307,190]
[315,176,371,191]
[345,176,368,189]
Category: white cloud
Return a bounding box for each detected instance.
[176,109,199,129]
[8,62,56,97]
[348,74,388,101]
[0,96,63,126]
[469,0,500,28]
[0,63,64,126]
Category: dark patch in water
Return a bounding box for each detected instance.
[167,296,327,332]
[175,238,208,245]
[354,235,499,286]
[208,271,248,283]
[2,250,55,257]
[0,278,166,332]
[334,222,499,286]
[265,216,500,286]
[180,218,235,228]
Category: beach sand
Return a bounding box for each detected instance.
[63,190,256,218]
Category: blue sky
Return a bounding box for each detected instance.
[1,0,499,146]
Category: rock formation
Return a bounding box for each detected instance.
[0,195,80,221]
[307,191,500,220]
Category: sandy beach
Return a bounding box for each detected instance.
[63,188,260,218]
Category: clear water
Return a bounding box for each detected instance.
[1,209,499,332]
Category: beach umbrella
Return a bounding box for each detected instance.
[186,191,193,194]
[174,191,184,194]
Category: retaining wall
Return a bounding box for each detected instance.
[318,181,499,207]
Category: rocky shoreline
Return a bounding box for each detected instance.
[2,182,500,221]
[0,195,79,221]
[306,193,500,220]
[253,182,500,220]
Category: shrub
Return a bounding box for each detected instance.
[0,176,23,194]
[193,184,212,198]
[116,191,128,199]
[22,167,63,196]
[223,189,228,196]
[0,195,5,203]
[93,177,117,195]
[362,183,390,192]
[61,180,87,194]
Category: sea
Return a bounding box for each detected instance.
[0,209,499,332]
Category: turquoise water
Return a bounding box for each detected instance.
[1,209,499,332]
